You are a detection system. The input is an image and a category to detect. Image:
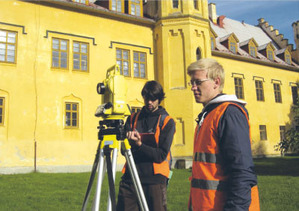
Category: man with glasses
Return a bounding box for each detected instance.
[187,58,260,211]
[117,80,175,211]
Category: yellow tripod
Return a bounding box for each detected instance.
[81,118,149,211]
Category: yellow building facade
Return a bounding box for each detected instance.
[0,0,298,173]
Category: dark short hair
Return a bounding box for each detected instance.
[141,80,165,103]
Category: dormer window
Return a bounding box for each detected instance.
[249,46,256,57]
[73,0,89,5]
[267,49,274,61]
[220,33,239,54]
[128,0,142,16]
[111,0,123,12]
[229,41,237,53]
[285,51,291,65]
[211,37,215,50]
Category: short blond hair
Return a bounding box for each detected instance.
[187,58,225,92]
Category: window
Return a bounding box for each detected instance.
[259,125,267,140]
[73,0,88,4]
[249,46,256,57]
[234,77,244,99]
[285,54,291,65]
[52,38,68,69]
[196,48,201,60]
[229,41,237,53]
[130,0,141,16]
[194,0,198,9]
[267,49,274,61]
[112,0,122,12]
[116,48,130,76]
[65,102,79,128]
[273,83,282,103]
[0,30,17,63]
[0,97,4,125]
[173,0,179,8]
[279,126,286,141]
[292,86,298,105]
[211,37,215,50]
[133,51,146,78]
[73,42,88,71]
[255,80,264,101]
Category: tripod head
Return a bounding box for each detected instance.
[95,65,131,120]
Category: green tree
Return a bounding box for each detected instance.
[276,97,299,154]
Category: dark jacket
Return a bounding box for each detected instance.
[197,94,258,211]
[122,106,175,184]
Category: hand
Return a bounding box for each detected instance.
[127,130,142,147]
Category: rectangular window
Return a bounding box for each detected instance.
[0,97,4,125]
[73,0,88,4]
[73,42,88,72]
[285,54,291,65]
[249,46,256,57]
[279,126,286,141]
[0,30,17,63]
[234,77,244,99]
[259,125,267,140]
[130,0,141,16]
[52,38,68,69]
[273,83,282,103]
[116,48,130,76]
[173,0,179,8]
[133,51,146,78]
[65,102,79,128]
[292,86,298,105]
[194,0,198,9]
[255,80,264,101]
[229,41,237,53]
[112,0,122,12]
[267,50,274,61]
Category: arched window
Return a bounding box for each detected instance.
[196,47,201,60]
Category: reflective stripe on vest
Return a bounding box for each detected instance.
[122,112,172,178]
[189,102,260,211]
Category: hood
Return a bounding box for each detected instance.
[204,94,246,111]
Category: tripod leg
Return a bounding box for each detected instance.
[82,142,103,211]
[107,147,118,211]
[123,146,149,211]
[92,148,106,211]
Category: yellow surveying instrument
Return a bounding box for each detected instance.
[81,65,149,211]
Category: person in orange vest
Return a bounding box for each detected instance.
[116,80,175,211]
[187,58,260,211]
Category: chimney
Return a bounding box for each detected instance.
[208,3,217,24]
[217,15,226,28]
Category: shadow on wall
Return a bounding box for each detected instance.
[252,140,268,157]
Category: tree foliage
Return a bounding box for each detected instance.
[275,98,299,154]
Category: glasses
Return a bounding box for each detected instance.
[188,79,210,87]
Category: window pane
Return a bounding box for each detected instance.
[123,51,128,60]
[134,63,139,77]
[7,32,16,43]
[52,39,59,49]
[66,112,71,126]
[81,44,87,53]
[140,64,145,78]
[0,31,6,42]
[116,49,122,59]
[72,103,77,110]
[134,52,139,61]
[73,42,79,53]
[72,120,77,127]
[60,40,67,50]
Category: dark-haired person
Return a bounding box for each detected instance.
[116,80,176,211]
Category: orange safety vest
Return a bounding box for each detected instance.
[189,102,260,211]
[122,112,173,178]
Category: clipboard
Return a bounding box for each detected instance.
[140,133,157,148]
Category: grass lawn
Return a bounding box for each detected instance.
[0,156,298,211]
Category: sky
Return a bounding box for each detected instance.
[209,0,299,47]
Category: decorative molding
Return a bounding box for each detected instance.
[44,30,97,45]
[109,41,153,54]
[0,21,27,34]
[271,79,282,85]
[289,82,299,87]
[231,73,245,79]
[253,76,265,82]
